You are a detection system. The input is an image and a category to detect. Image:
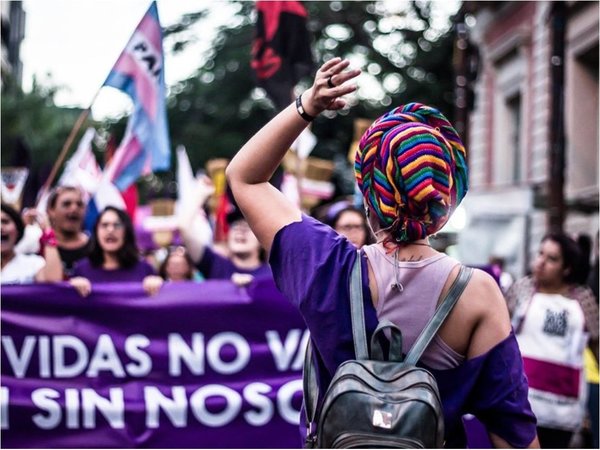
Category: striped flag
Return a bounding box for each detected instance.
[102,1,171,191]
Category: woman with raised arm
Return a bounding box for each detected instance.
[179,175,271,286]
[226,58,539,448]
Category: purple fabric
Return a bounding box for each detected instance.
[135,226,185,253]
[1,279,306,448]
[196,247,272,280]
[72,259,155,282]
[463,415,493,448]
[269,215,537,448]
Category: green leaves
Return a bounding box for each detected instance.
[1,77,92,170]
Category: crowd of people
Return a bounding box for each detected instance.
[2,189,376,291]
[0,163,377,294]
[2,58,599,448]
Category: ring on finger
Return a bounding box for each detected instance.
[327,76,336,88]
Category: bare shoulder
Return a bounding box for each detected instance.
[464,269,511,315]
[463,268,512,358]
[439,266,511,357]
[443,265,509,316]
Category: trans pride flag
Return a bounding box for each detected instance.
[103,2,171,191]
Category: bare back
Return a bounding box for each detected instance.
[366,251,512,360]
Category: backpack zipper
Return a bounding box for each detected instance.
[322,371,442,408]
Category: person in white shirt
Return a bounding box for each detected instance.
[506,233,599,448]
[1,203,63,284]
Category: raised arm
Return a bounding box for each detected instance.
[35,238,64,282]
[179,175,215,264]
[225,58,360,252]
[30,212,63,283]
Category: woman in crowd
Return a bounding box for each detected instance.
[180,175,271,286]
[70,206,163,297]
[225,57,538,447]
[327,204,373,248]
[1,202,63,284]
[158,246,197,282]
[506,232,599,448]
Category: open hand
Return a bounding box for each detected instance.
[302,57,361,116]
[194,175,216,208]
[22,208,49,229]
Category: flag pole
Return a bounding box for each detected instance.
[35,70,110,207]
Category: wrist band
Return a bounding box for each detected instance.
[295,95,315,122]
[39,228,58,248]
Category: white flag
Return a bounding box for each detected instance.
[291,128,317,160]
[59,128,102,193]
[175,145,195,217]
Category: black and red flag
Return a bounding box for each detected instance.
[251,1,314,111]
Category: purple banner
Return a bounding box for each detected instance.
[1,279,307,448]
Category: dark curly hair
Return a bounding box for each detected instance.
[541,232,582,284]
[88,207,140,269]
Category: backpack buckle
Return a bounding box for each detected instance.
[304,423,317,448]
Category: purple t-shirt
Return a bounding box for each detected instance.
[72,259,155,283]
[269,215,536,448]
[196,247,272,280]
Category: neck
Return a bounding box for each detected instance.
[377,238,437,260]
[102,252,121,270]
[400,239,431,246]
[1,249,15,269]
[537,279,569,294]
[231,252,261,270]
[376,237,431,248]
[56,229,87,248]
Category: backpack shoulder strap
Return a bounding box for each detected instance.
[303,249,366,443]
[403,265,473,366]
[349,249,369,360]
[303,340,317,440]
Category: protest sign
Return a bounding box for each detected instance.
[1,279,307,448]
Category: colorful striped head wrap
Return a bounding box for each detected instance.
[354,103,468,243]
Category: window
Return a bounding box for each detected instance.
[507,94,522,183]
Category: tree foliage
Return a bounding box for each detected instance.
[2,1,458,200]
[165,1,458,172]
[1,77,93,170]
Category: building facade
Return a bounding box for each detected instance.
[455,1,598,278]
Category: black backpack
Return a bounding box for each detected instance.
[303,252,473,448]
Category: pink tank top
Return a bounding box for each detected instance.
[362,244,465,369]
